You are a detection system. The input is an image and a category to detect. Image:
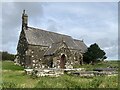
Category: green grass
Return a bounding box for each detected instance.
[2,71,118,88]
[2,70,38,88]
[1,60,119,88]
[74,61,119,71]
[2,61,24,71]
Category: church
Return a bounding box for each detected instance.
[15,10,87,69]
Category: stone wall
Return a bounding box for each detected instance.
[44,47,83,69]
[25,45,48,68]
[17,30,28,66]
[17,30,83,69]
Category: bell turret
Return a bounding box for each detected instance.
[22,10,28,29]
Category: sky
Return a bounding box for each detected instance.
[1,2,118,60]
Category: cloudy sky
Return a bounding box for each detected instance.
[1,2,118,60]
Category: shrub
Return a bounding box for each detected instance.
[1,51,15,61]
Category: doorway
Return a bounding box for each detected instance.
[60,54,66,69]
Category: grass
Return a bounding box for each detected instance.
[2,70,38,88]
[2,61,24,71]
[73,61,119,71]
[1,60,119,88]
[35,75,92,88]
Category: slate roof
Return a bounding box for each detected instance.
[44,41,63,56]
[74,39,88,53]
[24,27,87,54]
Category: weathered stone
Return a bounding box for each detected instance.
[16,10,87,69]
[24,69,33,75]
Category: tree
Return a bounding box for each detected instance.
[1,51,15,61]
[83,43,107,64]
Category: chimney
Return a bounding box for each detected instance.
[22,10,28,29]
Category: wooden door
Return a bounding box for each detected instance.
[60,54,66,69]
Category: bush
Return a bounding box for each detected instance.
[83,43,107,64]
[1,51,15,61]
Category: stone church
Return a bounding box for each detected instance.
[15,10,87,69]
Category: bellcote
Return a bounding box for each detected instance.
[22,10,28,29]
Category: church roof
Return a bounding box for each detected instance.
[74,39,88,53]
[44,41,63,56]
[24,26,87,54]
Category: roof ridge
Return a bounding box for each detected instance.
[28,26,71,37]
[74,39,83,42]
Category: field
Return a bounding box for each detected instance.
[1,60,119,88]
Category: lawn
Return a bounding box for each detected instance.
[2,61,24,71]
[1,60,119,88]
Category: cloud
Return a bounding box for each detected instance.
[42,2,118,59]
[1,2,118,60]
[95,38,118,60]
[2,2,44,54]
[46,18,63,32]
